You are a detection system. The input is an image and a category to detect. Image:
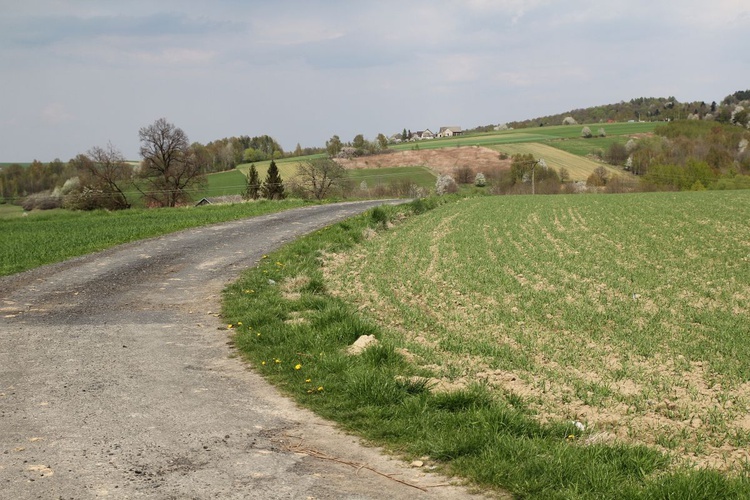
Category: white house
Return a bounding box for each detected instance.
[438,126,463,137]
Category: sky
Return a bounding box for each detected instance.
[1,1,749,162]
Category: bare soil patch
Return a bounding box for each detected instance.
[336,146,511,176]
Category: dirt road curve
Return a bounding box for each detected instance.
[0,201,483,499]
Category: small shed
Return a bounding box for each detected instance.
[194,195,245,207]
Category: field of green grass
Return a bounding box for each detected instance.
[327,192,750,471]
[0,200,314,276]
[200,169,248,198]
[0,204,24,218]
[224,191,750,498]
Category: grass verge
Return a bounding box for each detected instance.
[0,199,314,276]
[222,193,749,498]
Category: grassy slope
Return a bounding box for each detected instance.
[545,136,628,157]
[491,143,625,181]
[0,200,314,277]
[236,157,315,179]
[223,192,750,499]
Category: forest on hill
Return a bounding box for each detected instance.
[501,90,750,129]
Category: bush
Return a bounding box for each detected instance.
[453,166,474,184]
[370,207,388,226]
[581,126,593,138]
[606,143,629,165]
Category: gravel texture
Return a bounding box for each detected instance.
[0,201,485,499]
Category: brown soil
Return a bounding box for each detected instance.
[336,146,512,175]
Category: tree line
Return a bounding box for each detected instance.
[0,119,323,209]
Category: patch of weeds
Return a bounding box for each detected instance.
[370,206,389,227]
[429,385,495,413]
[360,343,404,369]
[409,198,428,214]
[395,377,432,396]
[300,275,326,294]
[503,390,528,411]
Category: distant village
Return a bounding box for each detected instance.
[389,126,464,143]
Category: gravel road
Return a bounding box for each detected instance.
[0,201,484,499]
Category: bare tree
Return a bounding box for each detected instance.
[138,118,205,207]
[295,158,346,200]
[82,143,133,209]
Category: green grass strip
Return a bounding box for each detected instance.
[0,200,314,276]
[222,195,749,499]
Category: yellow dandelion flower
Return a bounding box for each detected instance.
[305,379,311,383]
[227,324,233,329]
[261,361,266,366]
[237,322,242,326]
[317,386,324,392]
[294,364,302,370]
[275,359,281,364]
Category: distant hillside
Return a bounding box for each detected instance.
[502,90,750,129]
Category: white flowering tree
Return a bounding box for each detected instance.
[474,172,486,187]
[436,174,457,195]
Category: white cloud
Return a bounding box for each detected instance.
[252,20,345,47]
[130,47,216,66]
[0,0,749,161]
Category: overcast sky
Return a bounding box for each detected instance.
[1,1,749,162]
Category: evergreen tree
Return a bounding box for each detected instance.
[243,163,261,200]
[261,160,285,200]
